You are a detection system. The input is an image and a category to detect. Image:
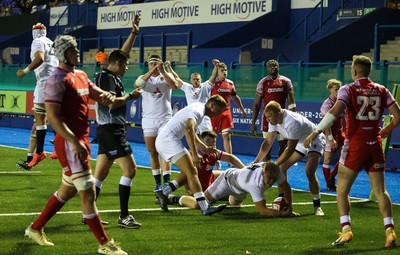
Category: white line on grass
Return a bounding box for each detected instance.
[0,198,370,217]
[0,171,42,174]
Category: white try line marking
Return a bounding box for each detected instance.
[0,199,370,217]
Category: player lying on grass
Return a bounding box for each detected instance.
[168,161,299,217]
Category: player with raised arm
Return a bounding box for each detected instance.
[304,55,400,248]
[211,62,246,165]
[92,15,142,229]
[135,55,178,192]
[165,59,219,134]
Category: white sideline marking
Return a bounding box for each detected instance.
[0,198,370,217]
[0,171,42,174]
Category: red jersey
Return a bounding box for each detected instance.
[45,67,94,139]
[256,75,293,131]
[211,77,236,109]
[197,148,223,190]
[337,78,396,141]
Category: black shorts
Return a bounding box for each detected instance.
[96,124,132,160]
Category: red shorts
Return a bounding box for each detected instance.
[53,134,92,176]
[211,108,233,133]
[339,138,385,172]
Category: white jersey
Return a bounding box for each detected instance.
[268,109,316,143]
[223,162,285,203]
[30,36,58,83]
[158,102,205,140]
[180,81,213,104]
[140,74,173,120]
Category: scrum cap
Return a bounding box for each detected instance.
[53,35,77,63]
[32,23,47,39]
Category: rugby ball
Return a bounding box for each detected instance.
[272,197,289,211]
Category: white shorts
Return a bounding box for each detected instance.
[142,118,169,137]
[197,116,212,135]
[62,170,95,191]
[206,169,247,202]
[33,80,45,104]
[155,134,187,163]
[296,133,325,156]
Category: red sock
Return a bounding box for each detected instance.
[84,215,109,245]
[32,194,65,230]
[385,224,395,230]
[322,166,331,183]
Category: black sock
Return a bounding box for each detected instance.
[95,186,101,201]
[171,195,181,204]
[169,182,177,192]
[163,173,171,184]
[36,129,47,154]
[313,199,321,208]
[154,174,162,185]
[119,184,131,218]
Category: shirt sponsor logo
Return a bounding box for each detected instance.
[267,88,284,93]
[77,88,89,97]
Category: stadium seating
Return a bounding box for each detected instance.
[362,36,400,62]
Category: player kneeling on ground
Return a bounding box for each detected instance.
[169,161,299,217]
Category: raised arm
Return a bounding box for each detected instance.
[121,15,140,54]
[207,59,220,85]
[165,61,184,87]
[158,62,178,90]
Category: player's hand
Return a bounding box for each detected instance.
[99,91,115,105]
[212,59,220,66]
[157,61,166,73]
[164,61,171,67]
[203,147,217,155]
[303,131,318,148]
[192,152,202,167]
[290,211,300,217]
[130,88,142,99]
[132,14,140,34]
[73,140,88,161]
[251,124,257,136]
[16,69,26,78]
[281,205,293,217]
[329,139,338,150]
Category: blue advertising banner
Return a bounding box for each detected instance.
[126,96,324,133]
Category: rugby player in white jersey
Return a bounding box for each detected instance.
[16,23,58,169]
[165,59,220,134]
[154,95,228,215]
[135,55,178,192]
[167,161,298,217]
[254,101,326,216]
